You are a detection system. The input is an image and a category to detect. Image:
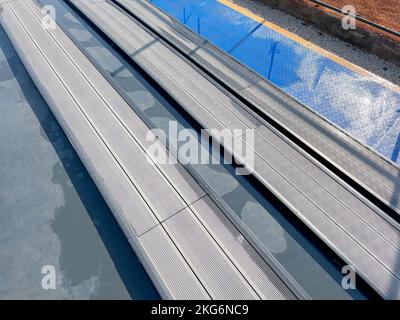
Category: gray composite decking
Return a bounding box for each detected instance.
[0,0,298,300]
[68,0,400,299]
[116,0,400,217]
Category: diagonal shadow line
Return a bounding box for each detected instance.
[182,6,193,24]
[391,133,400,163]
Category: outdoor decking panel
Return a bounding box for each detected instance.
[0,0,296,300]
[10,0,191,224]
[137,225,211,300]
[71,0,400,298]
[163,208,260,300]
[118,0,400,217]
[190,197,297,300]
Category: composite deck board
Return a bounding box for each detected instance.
[70,0,400,298]
[190,197,296,300]
[0,0,297,299]
[137,225,211,300]
[23,0,208,219]
[0,0,159,236]
[117,0,400,216]
[253,127,400,249]
[82,1,261,131]
[0,0,202,298]
[162,208,260,300]
[141,196,297,299]
[11,0,190,223]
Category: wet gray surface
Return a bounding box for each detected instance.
[0,24,159,300]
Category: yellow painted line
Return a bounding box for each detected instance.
[218,0,400,93]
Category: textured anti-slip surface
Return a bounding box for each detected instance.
[150,0,400,165]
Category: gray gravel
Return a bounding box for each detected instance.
[231,0,400,86]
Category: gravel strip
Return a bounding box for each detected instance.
[230,0,400,86]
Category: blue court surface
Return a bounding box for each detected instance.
[150,0,400,164]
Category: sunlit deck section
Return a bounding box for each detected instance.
[1,0,400,300]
